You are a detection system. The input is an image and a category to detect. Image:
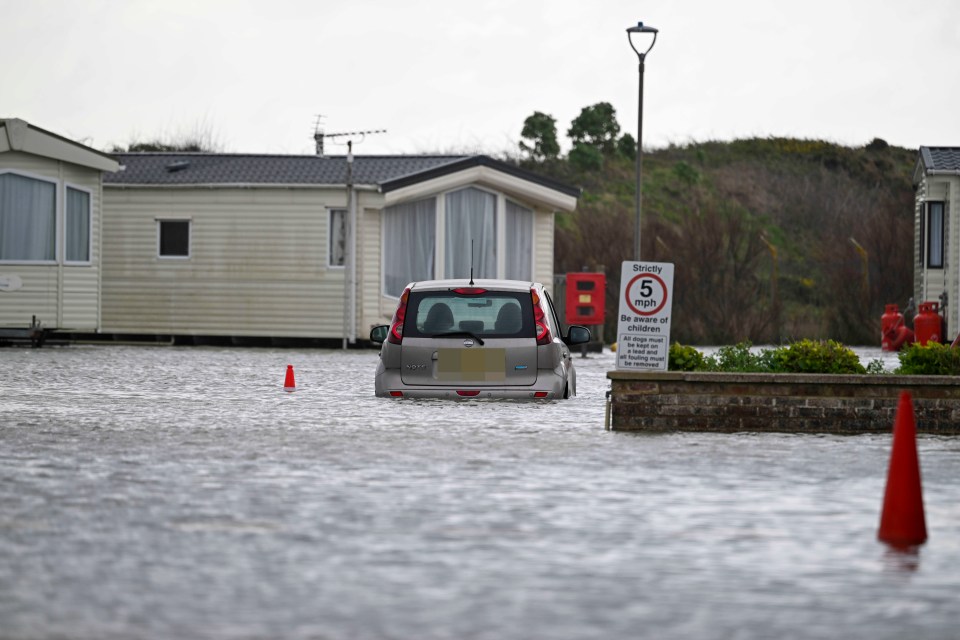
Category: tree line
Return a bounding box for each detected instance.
[516,103,917,346]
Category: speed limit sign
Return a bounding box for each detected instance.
[624,272,669,316]
[616,261,675,371]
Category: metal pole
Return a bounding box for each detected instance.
[628,23,656,261]
[635,56,645,261]
[343,142,355,349]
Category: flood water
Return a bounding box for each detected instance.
[2,345,959,640]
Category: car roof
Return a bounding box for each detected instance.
[408,279,540,293]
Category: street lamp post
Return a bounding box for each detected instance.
[627,22,658,261]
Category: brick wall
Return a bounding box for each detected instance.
[606,371,960,434]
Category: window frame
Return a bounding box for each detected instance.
[443,186,498,281]
[0,169,59,265]
[926,201,944,269]
[157,218,192,260]
[403,289,535,339]
[505,198,534,281]
[919,200,925,268]
[64,183,93,265]
[328,208,347,269]
[380,187,539,299]
[381,196,437,298]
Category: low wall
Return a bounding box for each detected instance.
[606,371,960,434]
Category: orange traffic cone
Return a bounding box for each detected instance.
[283,365,296,392]
[878,391,927,547]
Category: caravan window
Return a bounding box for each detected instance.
[927,202,944,269]
[65,186,91,263]
[0,171,56,263]
[158,219,190,258]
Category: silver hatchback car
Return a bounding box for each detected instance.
[370,279,591,399]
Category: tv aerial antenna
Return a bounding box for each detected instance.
[313,115,385,156]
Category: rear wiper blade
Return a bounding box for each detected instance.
[431,331,485,345]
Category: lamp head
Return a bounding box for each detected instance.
[627,22,659,34]
[627,21,658,58]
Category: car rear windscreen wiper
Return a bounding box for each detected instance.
[431,331,485,345]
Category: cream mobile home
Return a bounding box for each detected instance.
[101,153,579,345]
[913,147,960,339]
[0,118,119,343]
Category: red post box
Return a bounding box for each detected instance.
[565,272,606,325]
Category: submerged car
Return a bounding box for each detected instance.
[370,279,591,399]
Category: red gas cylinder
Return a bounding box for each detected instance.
[914,301,942,346]
[881,304,903,351]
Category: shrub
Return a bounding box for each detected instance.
[668,340,867,374]
[895,342,960,375]
[668,342,706,371]
[568,144,604,172]
[706,342,776,373]
[770,339,865,374]
[865,359,887,374]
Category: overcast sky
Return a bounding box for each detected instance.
[5,0,960,156]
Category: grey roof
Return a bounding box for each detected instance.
[105,153,468,186]
[919,147,960,173]
[104,152,581,197]
[914,147,960,186]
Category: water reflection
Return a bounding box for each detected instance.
[881,544,922,573]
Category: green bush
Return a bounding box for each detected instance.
[707,342,777,373]
[668,340,867,374]
[895,342,960,375]
[770,339,866,374]
[865,359,887,375]
[668,342,706,371]
[568,144,604,172]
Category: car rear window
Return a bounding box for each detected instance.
[405,290,535,338]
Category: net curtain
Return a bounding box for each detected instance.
[383,197,436,298]
[0,172,56,261]
[382,188,535,297]
[65,187,90,262]
[445,187,496,280]
[505,200,533,281]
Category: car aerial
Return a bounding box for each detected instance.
[369,279,591,399]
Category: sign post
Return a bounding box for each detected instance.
[616,261,674,371]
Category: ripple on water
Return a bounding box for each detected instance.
[0,346,958,640]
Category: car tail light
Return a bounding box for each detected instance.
[531,287,552,346]
[456,390,480,397]
[387,287,411,344]
[389,391,404,397]
[533,391,549,398]
[452,287,487,295]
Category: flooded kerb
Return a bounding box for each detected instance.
[2,346,959,639]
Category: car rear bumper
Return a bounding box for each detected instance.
[374,367,568,399]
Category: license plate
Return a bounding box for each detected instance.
[437,348,506,382]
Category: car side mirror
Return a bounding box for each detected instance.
[565,325,591,345]
[370,325,389,344]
